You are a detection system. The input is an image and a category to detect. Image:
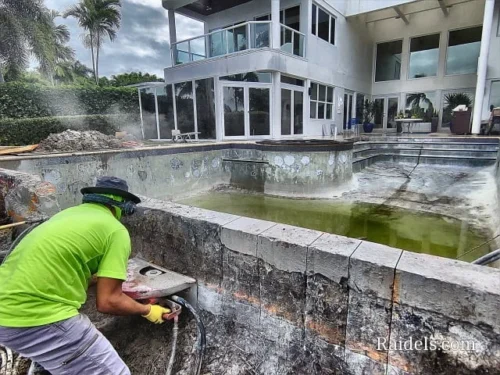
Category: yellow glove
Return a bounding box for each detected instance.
[142,304,171,324]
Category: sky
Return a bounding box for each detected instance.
[44,0,203,78]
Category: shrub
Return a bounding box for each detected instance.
[0,114,134,146]
[0,83,139,119]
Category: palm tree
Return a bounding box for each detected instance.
[0,0,49,82]
[406,93,431,109]
[37,10,74,84]
[64,0,121,84]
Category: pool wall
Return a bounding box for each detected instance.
[123,198,500,374]
[0,143,354,208]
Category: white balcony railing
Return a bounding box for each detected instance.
[280,24,305,58]
[171,21,306,65]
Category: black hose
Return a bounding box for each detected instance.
[1,222,42,265]
[472,249,500,265]
[170,295,206,375]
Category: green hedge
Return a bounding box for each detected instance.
[0,83,139,119]
[0,115,131,145]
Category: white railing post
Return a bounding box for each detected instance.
[472,0,495,134]
[168,9,177,67]
[271,0,280,49]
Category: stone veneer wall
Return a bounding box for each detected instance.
[124,198,500,375]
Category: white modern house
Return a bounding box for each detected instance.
[138,0,500,140]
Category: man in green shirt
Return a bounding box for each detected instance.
[0,176,170,374]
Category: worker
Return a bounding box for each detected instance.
[0,176,171,375]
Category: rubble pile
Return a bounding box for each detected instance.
[37,130,122,153]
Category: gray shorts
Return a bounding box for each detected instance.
[0,314,130,375]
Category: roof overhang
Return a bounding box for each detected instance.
[162,0,252,16]
[347,0,477,25]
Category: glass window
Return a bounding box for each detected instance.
[249,88,270,136]
[312,4,317,35]
[281,89,292,135]
[175,81,195,134]
[140,87,157,139]
[405,92,436,122]
[310,82,334,119]
[446,26,482,75]
[312,3,335,45]
[220,72,271,83]
[317,8,329,42]
[294,91,303,134]
[375,40,402,82]
[491,81,500,108]
[223,87,245,136]
[195,78,216,139]
[156,85,175,139]
[409,34,440,79]
[255,14,270,21]
[355,94,365,122]
[311,82,318,100]
[284,5,300,31]
[281,75,304,86]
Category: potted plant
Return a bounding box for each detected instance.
[431,109,439,132]
[362,99,374,133]
[396,111,404,133]
[444,93,472,134]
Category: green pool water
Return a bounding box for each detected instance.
[178,191,490,262]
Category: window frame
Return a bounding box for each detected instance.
[490,80,500,109]
[254,4,301,31]
[407,32,441,80]
[309,82,335,120]
[373,38,403,83]
[444,25,483,77]
[311,3,336,45]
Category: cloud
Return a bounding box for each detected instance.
[42,0,203,78]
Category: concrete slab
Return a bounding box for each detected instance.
[122,257,196,299]
[308,233,361,283]
[349,241,402,300]
[221,217,276,256]
[258,223,322,273]
[394,251,500,331]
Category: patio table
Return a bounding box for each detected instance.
[395,118,423,134]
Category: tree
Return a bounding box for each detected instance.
[108,72,164,87]
[0,0,51,82]
[37,10,74,85]
[64,0,122,85]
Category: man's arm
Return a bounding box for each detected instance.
[96,277,150,316]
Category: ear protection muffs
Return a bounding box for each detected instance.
[82,194,137,216]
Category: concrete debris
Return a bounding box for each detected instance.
[37,130,122,153]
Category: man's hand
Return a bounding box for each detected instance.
[96,277,150,316]
[142,305,172,324]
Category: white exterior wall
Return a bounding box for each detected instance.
[163,0,498,138]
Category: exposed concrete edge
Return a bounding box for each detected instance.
[137,198,500,325]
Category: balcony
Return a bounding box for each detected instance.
[171,21,305,66]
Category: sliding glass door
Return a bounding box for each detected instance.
[222,83,271,139]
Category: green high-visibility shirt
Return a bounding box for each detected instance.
[0,203,131,327]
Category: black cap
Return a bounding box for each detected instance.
[81,176,141,204]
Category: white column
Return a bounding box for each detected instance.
[272,72,281,138]
[471,0,495,134]
[271,0,280,49]
[168,9,177,67]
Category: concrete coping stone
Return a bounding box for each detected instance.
[307,233,361,283]
[349,241,403,300]
[395,252,500,330]
[221,217,277,257]
[258,224,323,273]
[139,197,239,227]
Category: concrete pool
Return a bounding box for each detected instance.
[1,138,500,374]
[178,191,490,261]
